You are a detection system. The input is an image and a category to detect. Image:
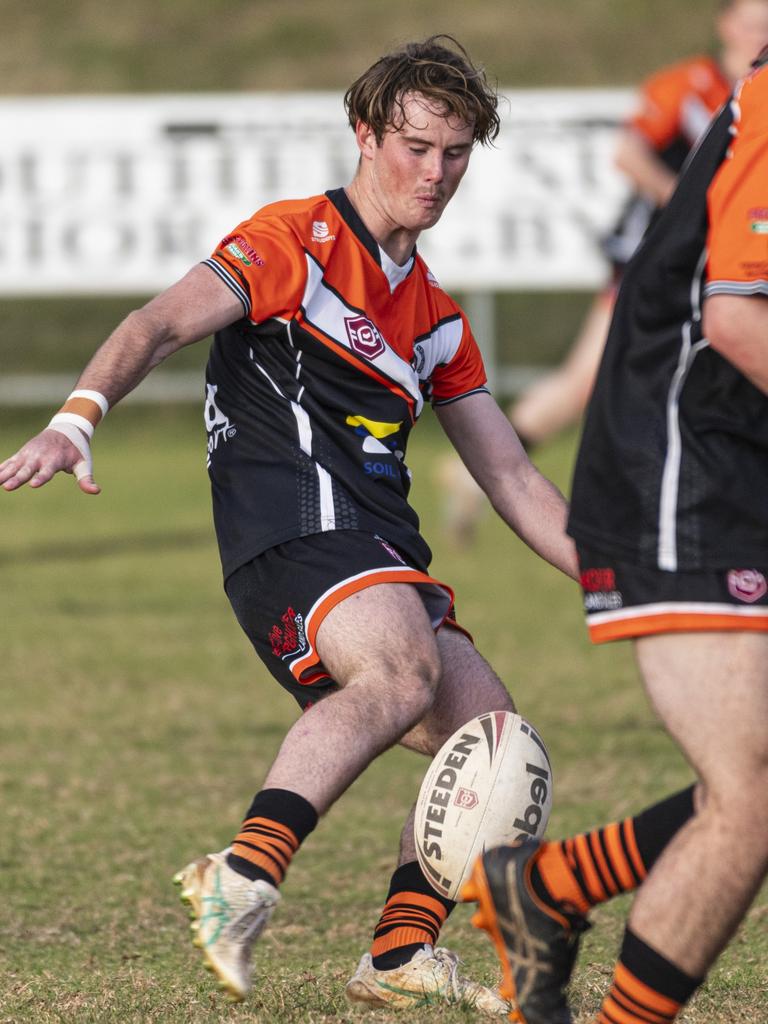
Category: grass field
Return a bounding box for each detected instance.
[1,406,765,1023]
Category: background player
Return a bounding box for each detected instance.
[465,39,768,1024]
[439,0,768,546]
[0,37,579,1012]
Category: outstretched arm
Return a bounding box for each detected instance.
[0,264,243,494]
[435,392,579,580]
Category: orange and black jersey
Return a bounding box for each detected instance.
[604,56,732,267]
[569,51,768,572]
[202,188,488,579]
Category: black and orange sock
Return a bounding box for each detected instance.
[226,788,318,886]
[370,861,454,970]
[530,786,695,917]
[595,927,702,1023]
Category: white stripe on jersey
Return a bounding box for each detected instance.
[657,247,709,572]
[301,254,425,415]
[250,335,337,533]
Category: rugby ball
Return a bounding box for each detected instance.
[414,711,553,900]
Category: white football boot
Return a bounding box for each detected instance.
[345,944,509,1014]
[173,850,280,1001]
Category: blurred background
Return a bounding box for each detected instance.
[0,0,725,404]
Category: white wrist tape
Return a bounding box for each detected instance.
[47,421,93,481]
[69,389,110,418]
[49,411,95,439]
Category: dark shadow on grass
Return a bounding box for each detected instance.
[0,527,213,565]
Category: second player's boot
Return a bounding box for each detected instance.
[462,840,589,1024]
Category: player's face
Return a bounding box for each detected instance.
[719,0,768,75]
[360,92,475,234]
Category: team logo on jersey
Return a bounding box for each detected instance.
[269,607,307,660]
[312,220,336,243]
[345,315,385,359]
[727,569,767,603]
[204,382,237,467]
[426,270,441,288]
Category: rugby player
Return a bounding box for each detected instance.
[465,39,768,1024]
[0,37,579,1011]
[439,0,768,545]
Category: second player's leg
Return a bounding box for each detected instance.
[628,630,768,977]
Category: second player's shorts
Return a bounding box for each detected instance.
[225,529,467,708]
[577,545,768,644]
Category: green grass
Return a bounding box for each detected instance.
[0,407,765,1022]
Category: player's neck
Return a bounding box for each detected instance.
[344,181,418,267]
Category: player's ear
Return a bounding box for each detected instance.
[355,120,378,159]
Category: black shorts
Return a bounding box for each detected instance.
[225,530,466,709]
[578,545,768,644]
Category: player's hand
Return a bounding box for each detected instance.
[0,428,101,494]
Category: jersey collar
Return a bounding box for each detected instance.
[326,187,416,292]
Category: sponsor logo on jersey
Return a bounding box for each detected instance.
[269,606,307,659]
[220,234,265,266]
[345,414,404,476]
[727,569,767,603]
[311,220,336,243]
[204,383,237,467]
[426,270,441,288]
[411,342,426,377]
[345,315,386,359]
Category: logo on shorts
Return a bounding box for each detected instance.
[375,535,406,565]
[269,607,307,660]
[204,383,237,467]
[727,569,767,604]
[580,566,622,612]
[345,316,386,359]
[454,787,479,810]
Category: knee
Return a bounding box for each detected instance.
[699,760,768,832]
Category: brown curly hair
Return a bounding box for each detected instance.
[344,35,500,147]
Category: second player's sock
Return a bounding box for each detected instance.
[227,787,318,886]
[371,860,455,970]
[595,927,702,1023]
[530,785,695,916]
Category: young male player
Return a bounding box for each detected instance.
[0,37,579,1011]
[465,41,768,1024]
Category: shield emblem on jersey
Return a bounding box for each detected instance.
[345,315,385,359]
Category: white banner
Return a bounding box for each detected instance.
[0,90,632,295]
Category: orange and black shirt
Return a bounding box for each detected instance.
[570,50,768,572]
[202,188,488,579]
[604,55,732,267]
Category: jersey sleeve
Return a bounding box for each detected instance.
[428,310,490,406]
[629,63,689,149]
[203,213,307,322]
[705,67,768,298]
